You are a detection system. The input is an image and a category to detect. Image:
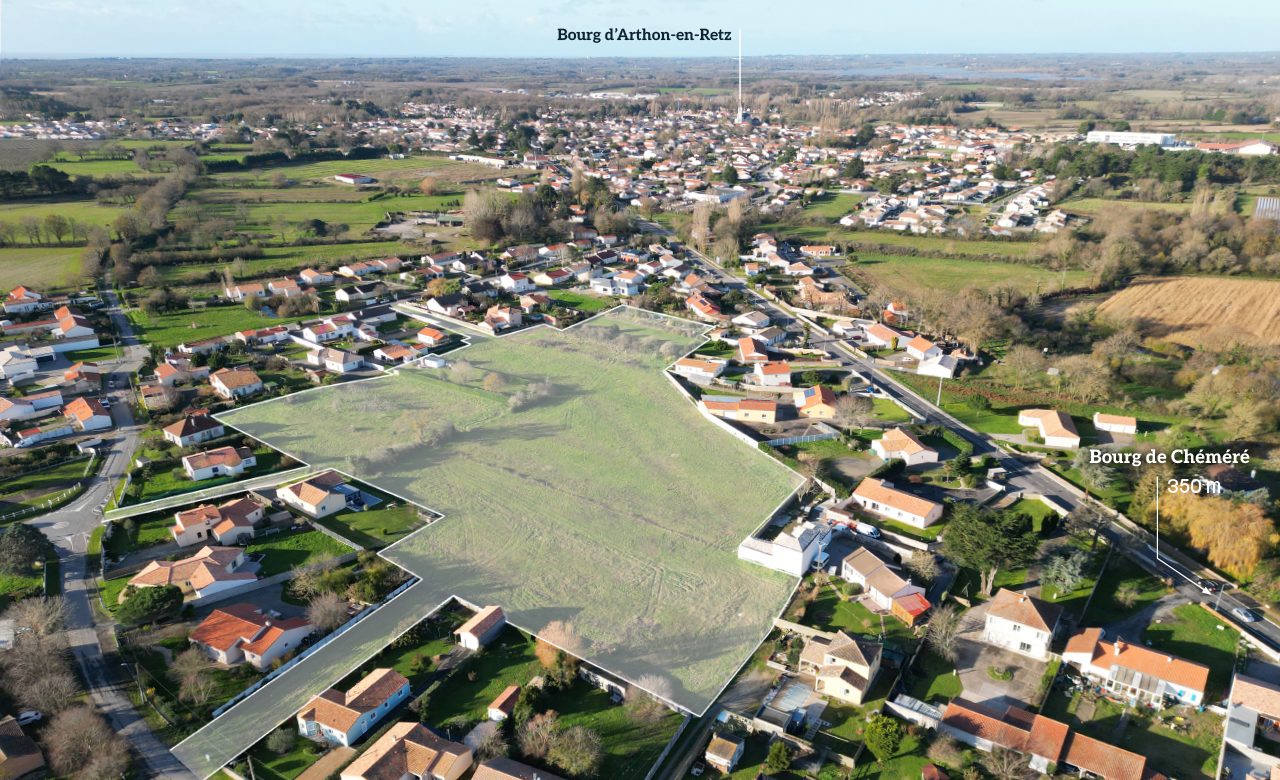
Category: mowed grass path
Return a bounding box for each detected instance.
[221,309,803,712]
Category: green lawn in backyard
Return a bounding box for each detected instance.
[99,575,131,613]
[1143,603,1240,700]
[133,449,290,503]
[1048,462,1135,515]
[952,566,1027,602]
[850,732,933,780]
[906,649,962,705]
[0,246,84,290]
[1067,691,1223,780]
[548,289,613,311]
[799,583,916,646]
[246,738,324,780]
[246,529,354,577]
[105,508,177,557]
[0,570,45,607]
[121,644,264,746]
[427,627,542,723]
[556,680,684,780]
[820,672,897,748]
[872,397,913,423]
[64,345,123,364]
[338,622,460,690]
[312,492,422,549]
[1083,554,1171,626]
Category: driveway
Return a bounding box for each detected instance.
[953,599,1046,710]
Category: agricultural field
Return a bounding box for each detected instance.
[209,155,504,187]
[803,192,866,219]
[0,246,85,290]
[218,308,804,714]
[1096,275,1280,347]
[152,241,401,289]
[185,191,464,234]
[758,222,1041,259]
[1060,198,1194,216]
[849,254,1092,296]
[0,197,131,230]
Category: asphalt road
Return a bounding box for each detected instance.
[28,288,196,780]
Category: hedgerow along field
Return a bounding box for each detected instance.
[219,308,803,714]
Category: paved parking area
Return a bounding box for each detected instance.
[953,599,1047,709]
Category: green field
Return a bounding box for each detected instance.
[803,192,866,220]
[210,155,467,183]
[0,246,84,290]
[187,191,464,234]
[0,198,130,230]
[850,254,1092,296]
[758,222,1040,259]
[548,289,614,311]
[1060,198,1194,216]
[126,302,313,348]
[220,308,804,713]
[153,241,401,289]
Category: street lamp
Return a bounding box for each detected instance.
[1214,582,1236,613]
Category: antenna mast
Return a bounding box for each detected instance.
[735,30,745,124]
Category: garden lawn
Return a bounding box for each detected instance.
[800,584,916,646]
[0,571,44,608]
[426,627,542,724]
[126,304,317,349]
[872,398,913,423]
[247,529,353,577]
[0,456,95,502]
[0,246,82,291]
[821,672,896,748]
[1073,692,1222,780]
[906,649,962,704]
[1006,498,1060,535]
[247,739,322,780]
[1083,555,1171,626]
[64,345,123,364]
[1143,603,1240,700]
[1039,539,1108,616]
[851,732,932,780]
[557,681,684,780]
[952,566,1027,602]
[803,193,865,220]
[99,575,131,613]
[312,490,421,548]
[548,289,613,311]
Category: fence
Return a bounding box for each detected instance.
[765,423,839,448]
[211,575,420,718]
[664,371,763,450]
[105,465,317,521]
[307,518,367,551]
[0,482,83,524]
[643,714,692,780]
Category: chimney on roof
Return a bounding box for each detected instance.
[1114,640,1124,655]
[1167,656,1173,663]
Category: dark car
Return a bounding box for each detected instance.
[1199,579,1223,593]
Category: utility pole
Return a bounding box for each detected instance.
[937,376,943,407]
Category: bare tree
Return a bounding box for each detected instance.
[983,746,1034,780]
[44,706,130,780]
[518,710,561,761]
[290,558,338,599]
[924,604,962,663]
[307,591,349,634]
[833,394,874,434]
[170,648,216,703]
[624,674,672,725]
[6,595,67,637]
[548,724,603,778]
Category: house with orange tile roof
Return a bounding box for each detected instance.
[416,327,449,347]
[699,396,777,424]
[299,669,411,747]
[685,293,722,321]
[905,335,941,361]
[225,283,266,301]
[1225,673,1280,757]
[983,588,1062,661]
[798,630,883,706]
[847,477,944,528]
[162,411,224,447]
[737,337,769,363]
[171,496,264,547]
[64,360,101,387]
[753,360,792,388]
[871,428,938,466]
[210,367,264,400]
[471,758,566,780]
[373,344,419,365]
[795,385,838,419]
[839,547,931,626]
[455,605,506,650]
[340,722,472,780]
[279,470,350,518]
[672,357,727,382]
[941,698,1162,780]
[863,323,903,350]
[1063,628,1208,705]
[487,685,520,722]
[128,545,254,599]
[182,445,256,481]
[189,603,312,669]
[705,732,746,773]
[1017,409,1081,449]
[64,396,111,431]
[1093,412,1137,435]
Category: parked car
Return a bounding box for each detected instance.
[1199,579,1223,593]
[107,380,116,388]
[17,712,40,726]
[853,522,881,539]
[1233,607,1259,623]
[691,762,706,777]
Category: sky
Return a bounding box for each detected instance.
[3,0,1280,58]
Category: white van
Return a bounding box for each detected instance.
[854,522,881,539]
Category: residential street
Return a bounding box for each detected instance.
[26,288,197,780]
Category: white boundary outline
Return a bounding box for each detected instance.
[174,305,807,776]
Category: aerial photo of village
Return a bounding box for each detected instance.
[3,3,1280,780]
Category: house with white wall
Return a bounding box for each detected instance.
[871,428,938,466]
[737,521,831,577]
[846,478,943,528]
[190,604,312,669]
[982,588,1062,661]
[298,669,410,747]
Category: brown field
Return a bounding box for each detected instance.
[1096,275,1280,347]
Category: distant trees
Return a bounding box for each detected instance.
[1157,491,1276,578]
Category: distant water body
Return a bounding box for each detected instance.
[813,66,1097,81]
